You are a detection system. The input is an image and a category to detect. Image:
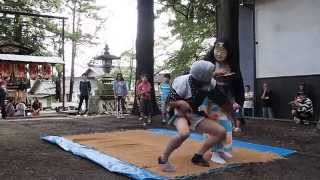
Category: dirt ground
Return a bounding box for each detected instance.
[0,116,320,180]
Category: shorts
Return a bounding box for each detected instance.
[160,101,168,114]
[141,99,152,115]
[218,119,232,133]
[173,112,205,131]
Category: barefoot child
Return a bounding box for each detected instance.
[200,98,233,164]
[137,74,153,125]
[159,74,171,123]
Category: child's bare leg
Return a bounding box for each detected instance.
[160,117,190,162]
[196,119,226,155]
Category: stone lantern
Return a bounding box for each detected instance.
[87,45,121,114]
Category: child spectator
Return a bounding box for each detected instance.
[137,74,153,125]
[113,73,128,118]
[159,74,171,123]
[200,98,233,164]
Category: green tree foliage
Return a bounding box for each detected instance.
[0,0,63,55]
[157,0,217,75]
[64,0,106,101]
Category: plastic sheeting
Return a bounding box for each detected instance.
[41,136,165,180]
[42,129,296,180]
[148,128,296,157]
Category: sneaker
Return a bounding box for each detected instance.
[147,118,152,124]
[143,122,147,127]
[83,114,88,117]
[162,119,166,123]
[158,157,176,172]
[191,154,210,167]
[211,153,226,164]
[76,114,81,117]
[139,117,143,121]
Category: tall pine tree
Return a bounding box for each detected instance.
[134,0,159,114]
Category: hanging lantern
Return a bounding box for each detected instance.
[43,63,52,80]
[2,64,13,78]
[0,64,3,77]
[29,64,38,80]
[14,64,26,79]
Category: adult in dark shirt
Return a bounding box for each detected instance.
[77,74,91,115]
[261,83,273,118]
[0,82,7,119]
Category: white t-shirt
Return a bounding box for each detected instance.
[243,91,254,108]
[171,74,216,99]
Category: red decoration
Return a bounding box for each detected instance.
[42,64,52,80]
[15,64,26,79]
[29,64,38,80]
[0,64,13,78]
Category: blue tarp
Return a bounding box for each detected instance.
[41,136,165,180]
[42,128,296,180]
[148,128,296,157]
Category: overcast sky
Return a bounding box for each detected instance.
[64,0,179,77]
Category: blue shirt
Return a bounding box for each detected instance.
[159,82,170,102]
[113,80,128,97]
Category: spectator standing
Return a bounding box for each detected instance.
[243,85,254,117]
[113,73,128,118]
[137,75,153,126]
[261,83,273,118]
[0,82,7,119]
[159,74,171,123]
[77,74,91,116]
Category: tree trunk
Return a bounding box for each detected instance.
[14,15,22,43]
[68,2,77,102]
[133,0,159,115]
[205,0,244,105]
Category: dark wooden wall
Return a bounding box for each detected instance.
[256,75,320,121]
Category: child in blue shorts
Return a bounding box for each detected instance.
[200,97,233,164]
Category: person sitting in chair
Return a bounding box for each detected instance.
[289,93,313,125]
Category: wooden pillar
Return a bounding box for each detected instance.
[62,19,66,108]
